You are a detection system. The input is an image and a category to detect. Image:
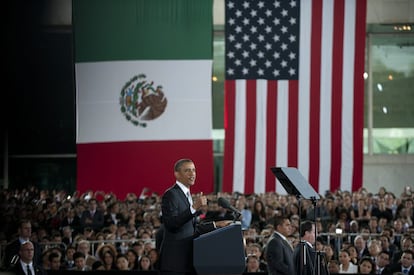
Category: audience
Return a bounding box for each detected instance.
[0,186,413,274]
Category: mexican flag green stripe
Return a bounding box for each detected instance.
[74,0,214,198]
[73,0,212,61]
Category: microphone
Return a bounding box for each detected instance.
[217,197,242,216]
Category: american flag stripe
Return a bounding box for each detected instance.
[223,0,366,194]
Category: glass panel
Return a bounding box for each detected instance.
[212,33,225,129]
[368,33,414,154]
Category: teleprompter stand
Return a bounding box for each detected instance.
[270,167,329,275]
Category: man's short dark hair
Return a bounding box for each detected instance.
[273,216,289,228]
[300,220,314,237]
[48,252,60,262]
[73,252,85,260]
[174,159,193,171]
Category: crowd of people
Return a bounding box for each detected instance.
[0,182,413,274]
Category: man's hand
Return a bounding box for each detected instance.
[215,220,233,228]
[192,192,207,210]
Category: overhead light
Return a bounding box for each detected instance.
[382,106,388,114]
[377,83,383,92]
[363,72,368,79]
[393,24,412,31]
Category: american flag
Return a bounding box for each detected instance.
[223,0,367,194]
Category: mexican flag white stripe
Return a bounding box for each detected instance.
[76,60,212,143]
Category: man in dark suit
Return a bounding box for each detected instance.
[383,250,414,275]
[103,202,127,227]
[60,208,81,236]
[3,220,42,269]
[293,220,328,275]
[10,241,46,275]
[265,216,295,275]
[80,198,104,231]
[159,158,231,275]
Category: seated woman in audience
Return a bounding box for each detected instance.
[323,244,335,263]
[338,249,358,274]
[101,250,117,270]
[357,256,375,274]
[346,245,359,265]
[126,248,140,270]
[138,255,153,271]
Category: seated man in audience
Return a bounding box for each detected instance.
[72,252,92,271]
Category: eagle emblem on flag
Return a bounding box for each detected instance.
[120,74,168,127]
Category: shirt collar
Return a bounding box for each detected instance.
[20,260,33,268]
[275,231,288,242]
[176,181,190,195]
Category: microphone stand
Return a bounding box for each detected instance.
[297,194,307,275]
[311,196,328,275]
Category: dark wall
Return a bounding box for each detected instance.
[4,1,76,191]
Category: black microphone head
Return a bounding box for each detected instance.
[218,197,231,208]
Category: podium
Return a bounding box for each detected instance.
[193,223,245,275]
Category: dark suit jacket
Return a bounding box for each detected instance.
[294,242,315,275]
[293,242,328,275]
[10,261,46,275]
[80,209,104,231]
[103,213,127,227]
[60,215,81,234]
[265,232,295,275]
[159,184,215,274]
[383,263,414,275]
[3,240,42,269]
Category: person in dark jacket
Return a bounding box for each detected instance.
[293,220,328,275]
[159,158,231,275]
[10,241,46,275]
[4,220,42,269]
[265,216,295,275]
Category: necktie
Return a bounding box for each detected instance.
[187,192,193,206]
[403,269,409,274]
[27,265,33,275]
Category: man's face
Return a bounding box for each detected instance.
[328,262,339,273]
[401,252,414,268]
[277,219,292,237]
[77,243,89,254]
[88,200,97,211]
[355,237,365,250]
[19,242,34,263]
[74,257,85,269]
[175,161,196,188]
[19,222,32,239]
[305,225,316,244]
[377,252,390,268]
[66,248,75,260]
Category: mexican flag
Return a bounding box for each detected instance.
[73,0,214,198]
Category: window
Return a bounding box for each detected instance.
[364,24,414,154]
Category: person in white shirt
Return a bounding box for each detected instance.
[338,249,358,274]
